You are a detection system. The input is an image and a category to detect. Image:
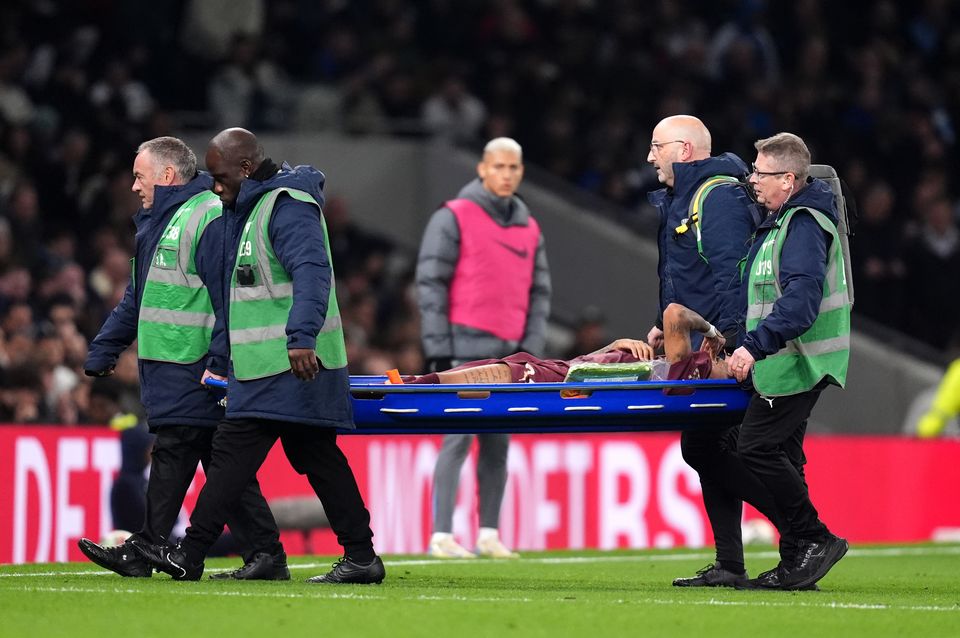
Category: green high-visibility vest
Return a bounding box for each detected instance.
[229,187,346,380]
[746,206,850,397]
[138,191,222,363]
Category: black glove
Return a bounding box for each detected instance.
[84,366,115,377]
[426,357,452,373]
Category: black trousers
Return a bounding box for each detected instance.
[680,425,786,570]
[137,425,281,562]
[181,419,374,563]
[738,387,830,543]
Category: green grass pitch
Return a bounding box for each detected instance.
[1,544,957,638]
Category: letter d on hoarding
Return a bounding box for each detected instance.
[14,437,52,564]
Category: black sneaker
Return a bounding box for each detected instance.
[736,564,820,591]
[131,540,204,581]
[673,563,748,588]
[779,535,848,590]
[209,552,291,580]
[306,556,386,584]
[77,538,151,578]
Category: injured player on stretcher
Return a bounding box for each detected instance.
[397,303,731,385]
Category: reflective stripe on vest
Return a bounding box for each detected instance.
[687,175,741,264]
[229,187,347,380]
[446,199,540,342]
[746,206,851,396]
[137,191,222,363]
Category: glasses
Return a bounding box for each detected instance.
[751,164,790,178]
[649,140,686,153]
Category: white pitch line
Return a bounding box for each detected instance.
[2,545,959,578]
[1,585,957,614]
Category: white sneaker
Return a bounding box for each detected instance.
[429,534,476,559]
[476,537,519,559]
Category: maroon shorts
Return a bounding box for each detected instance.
[451,352,572,383]
[666,351,714,380]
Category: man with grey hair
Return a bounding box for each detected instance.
[417,136,551,558]
[727,132,851,590]
[78,136,288,581]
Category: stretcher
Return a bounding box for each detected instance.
[346,376,750,434]
[206,376,750,434]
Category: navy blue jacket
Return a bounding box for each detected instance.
[222,163,353,429]
[740,178,838,361]
[85,174,227,429]
[648,153,757,338]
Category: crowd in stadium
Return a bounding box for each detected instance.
[0,0,957,424]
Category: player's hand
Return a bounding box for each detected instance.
[700,331,726,359]
[727,346,755,383]
[289,348,320,380]
[646,326,664,350]
[608,339,655,360]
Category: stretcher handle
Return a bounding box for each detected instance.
[203,377,228,389]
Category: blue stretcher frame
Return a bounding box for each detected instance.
[345,375,750,435]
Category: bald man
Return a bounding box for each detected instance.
[645,116,770,588]
[134,128,384,585]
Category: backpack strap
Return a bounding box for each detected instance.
[674,175,743,264]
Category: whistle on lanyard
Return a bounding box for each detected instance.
[674,211,700,238]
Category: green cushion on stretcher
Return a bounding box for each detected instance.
[563,361,654,383]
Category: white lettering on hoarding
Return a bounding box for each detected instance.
[368,440,438,554]
[452,454,477,548]
[13,437,52,564]
[362,437,705,555]
[92,439,121,538]
[532,442,560,550]
[55,438,86,562]
[656,440,704,548]
[599,442,649,549]
[564,442,592,549]
[10,434,120,564]
[501,445,527,550]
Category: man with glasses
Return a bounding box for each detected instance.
[727,132,850,590]
[646,115,772,589]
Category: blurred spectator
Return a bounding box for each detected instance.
[0,41,34,126]
[208,34,295,130]
[180,0,265,62]
[1,301,33,341]
[851,182,906,324]
[421,73,487,144]
[707,0,781,89]
[39,129,95,223]
[88,247,131,306]
[902,198,960,348]
[0,217,12,271]
[89,60,155,124]
[5,181,43,268]
[35,330,80,423]
[0,365,48,423]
